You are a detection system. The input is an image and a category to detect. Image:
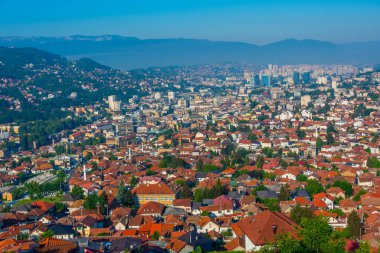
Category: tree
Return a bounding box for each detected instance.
[274,233,303,253]
[326,132,334,145]
[333,180,353,196]
[262,147,274,158]
[256,155,265,169]
[327,123,336,133]
[85,152,93,161]
[152,230,160,240]
[248,133,258,141]
[299,216,333,253]
[55,202,67,213]
[356,241,371,253]
[99,191,108,214]
[305,179,324,196]
[296,174,308,182]
[83,194,99,211]
[353,189,367,201]
[40,230,54,240]
[116,183,134,207]
[20,133,29,150]
[367,156,380,168]
[54,144,66,155]
[290,204,315,225]
[57,170,65,184]
[192,246,203,253]
[316,137,324,152]
[347,211,362,240]
[124,190,134,207]
[278,184,291,201]
[116,183,127,206]
[196,159,204,171]
[130,176,138,186]
[261,198,280,212]
[146,169,156,176]
[25,181,43,200]
[296,128,306,139]
[71,185,85,199]
[251,184,267,196]
[11,186,27,200]
[181,184,193,199]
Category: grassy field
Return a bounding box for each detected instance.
[12,195,63,207]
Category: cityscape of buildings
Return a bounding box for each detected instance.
[0,62,379,252]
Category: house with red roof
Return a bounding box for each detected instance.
[313,193,334,210]
[137,202,165,217]
[132,182,177,206]
[231,211,298,251]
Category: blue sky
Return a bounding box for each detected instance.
[0,0,379,44]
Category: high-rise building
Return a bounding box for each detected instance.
[244,72,253,83]
[154,92,162,100]
[108,95,121,112]
[253,74,260,87]
[293,71,300,85]
[302,72,311,84]
[261,74,271,87]
[301,95,311,107]
[108,95,116,106]
[168,91,175,100]
[178,98,188,108]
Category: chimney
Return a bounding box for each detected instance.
[272,225,277,234]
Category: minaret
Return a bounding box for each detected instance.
[83,164,87,181]
[142,143,144,152]
[128,148,132,160]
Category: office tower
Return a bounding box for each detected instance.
[168,91,175,100]
[108,95,116,106]
[244,72,253,83]
[178,98,187,108]
[154,92,162,100]
[293,71,300,85]
[261,74,271,87]
[108,95,121,112]
[213,97,219,107]
[253,74,260,87]
[301,95,311,107]
[302,72,311,84]
[268,64,273,73]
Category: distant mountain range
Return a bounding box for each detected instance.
[0,35,379,69]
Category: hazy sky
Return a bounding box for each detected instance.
[0,0,379,44]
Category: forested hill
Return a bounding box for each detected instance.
[0,46,140,124]
[0,46,66,79]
